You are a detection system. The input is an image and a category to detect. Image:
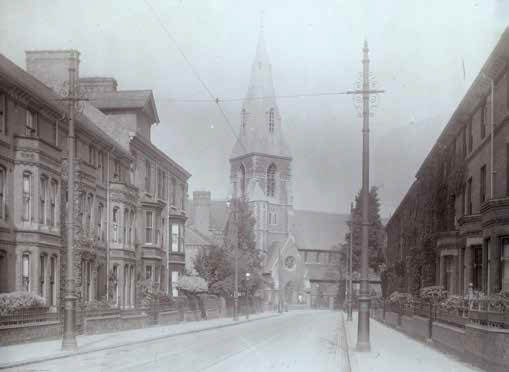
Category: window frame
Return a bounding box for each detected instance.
[145,160,152,193]
[22,252,31,292]
[268,108,275,133]
[266,164,276,197]
[0,94,5,134]
[0,166,5,220]
[22,171,32,222]
[25,110,36,137]
[145,210,153,244]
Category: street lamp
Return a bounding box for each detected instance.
[347,41,384,352]
[347,202,354,321]
[245,272,251,320]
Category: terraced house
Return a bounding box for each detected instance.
[385,28,509,297]
[82,77,190,297]
[0,49,189,310]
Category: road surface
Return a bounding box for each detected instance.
[6,310,342,372]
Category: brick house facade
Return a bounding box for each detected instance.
[385,28,509,297]
[0,49,190,309]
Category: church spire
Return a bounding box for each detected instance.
[230,27,291,160]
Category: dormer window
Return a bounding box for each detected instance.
[268,108,274,133]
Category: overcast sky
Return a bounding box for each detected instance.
[1,0,507,216]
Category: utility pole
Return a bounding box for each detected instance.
[62,65,79,351]
[233,199,239,321]
[347,41,384,352]
[347,202,353,321]
[278,242,282,313]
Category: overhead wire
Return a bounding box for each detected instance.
[143,0,247,152]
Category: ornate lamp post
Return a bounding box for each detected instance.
[347,41,384,352]
[347,202,354,321]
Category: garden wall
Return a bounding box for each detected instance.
[0,321,62,346]
[431,321,465,356]
[464,324,509,372]
[401,315,429,340]
[375,311,509,371]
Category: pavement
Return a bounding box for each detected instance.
[0,311,279,370]
[0,310,342,372]
[342,311,483,372]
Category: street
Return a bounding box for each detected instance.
[5,311,341,372]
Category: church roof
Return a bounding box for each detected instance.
[185,225,216,246]
[231,30,291,160]
[291,210,350,251]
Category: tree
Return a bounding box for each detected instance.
[193,198,264,297]
[342,186,385,273]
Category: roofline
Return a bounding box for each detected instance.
[388,27,509,227]
[129,133,191,179]
[88,89,160,124]
[385,179,418,228]
[416,27,509,177]
[0,54,131,160]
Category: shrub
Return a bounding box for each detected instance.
[176,275,208,294]
[0,292,46,316]
[387,291,414,304]
[419,286,447,302]
[439,295,464,310]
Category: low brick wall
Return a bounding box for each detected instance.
[384,311,399,327]
[464,324,509,372]
[159,310,180,325]
[184,310,201,322]
[0,321,62,346]
[373,308,509,371]
[401,315,429,340]
[84,315,121,334]
[431,321,465,356]
[120,314,149,330]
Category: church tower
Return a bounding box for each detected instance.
[230,28,293,256]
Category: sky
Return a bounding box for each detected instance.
[0,0,507,217]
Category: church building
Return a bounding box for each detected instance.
[186,29,349,308]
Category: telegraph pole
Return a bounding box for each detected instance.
[233,199,239,321]
[347,202,353,321]
[347,41,384,352]
[278,242,282,313]
[62,64,79,351]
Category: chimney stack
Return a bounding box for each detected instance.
[79,77,117,93]
[193,191,211,234]
[25,50,80,94]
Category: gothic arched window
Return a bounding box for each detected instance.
[241,109,247,130]
[268,108,275,133]
[266,163,276,197]
[240,164,246,197]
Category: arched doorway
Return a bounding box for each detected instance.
[285,281,295,304]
